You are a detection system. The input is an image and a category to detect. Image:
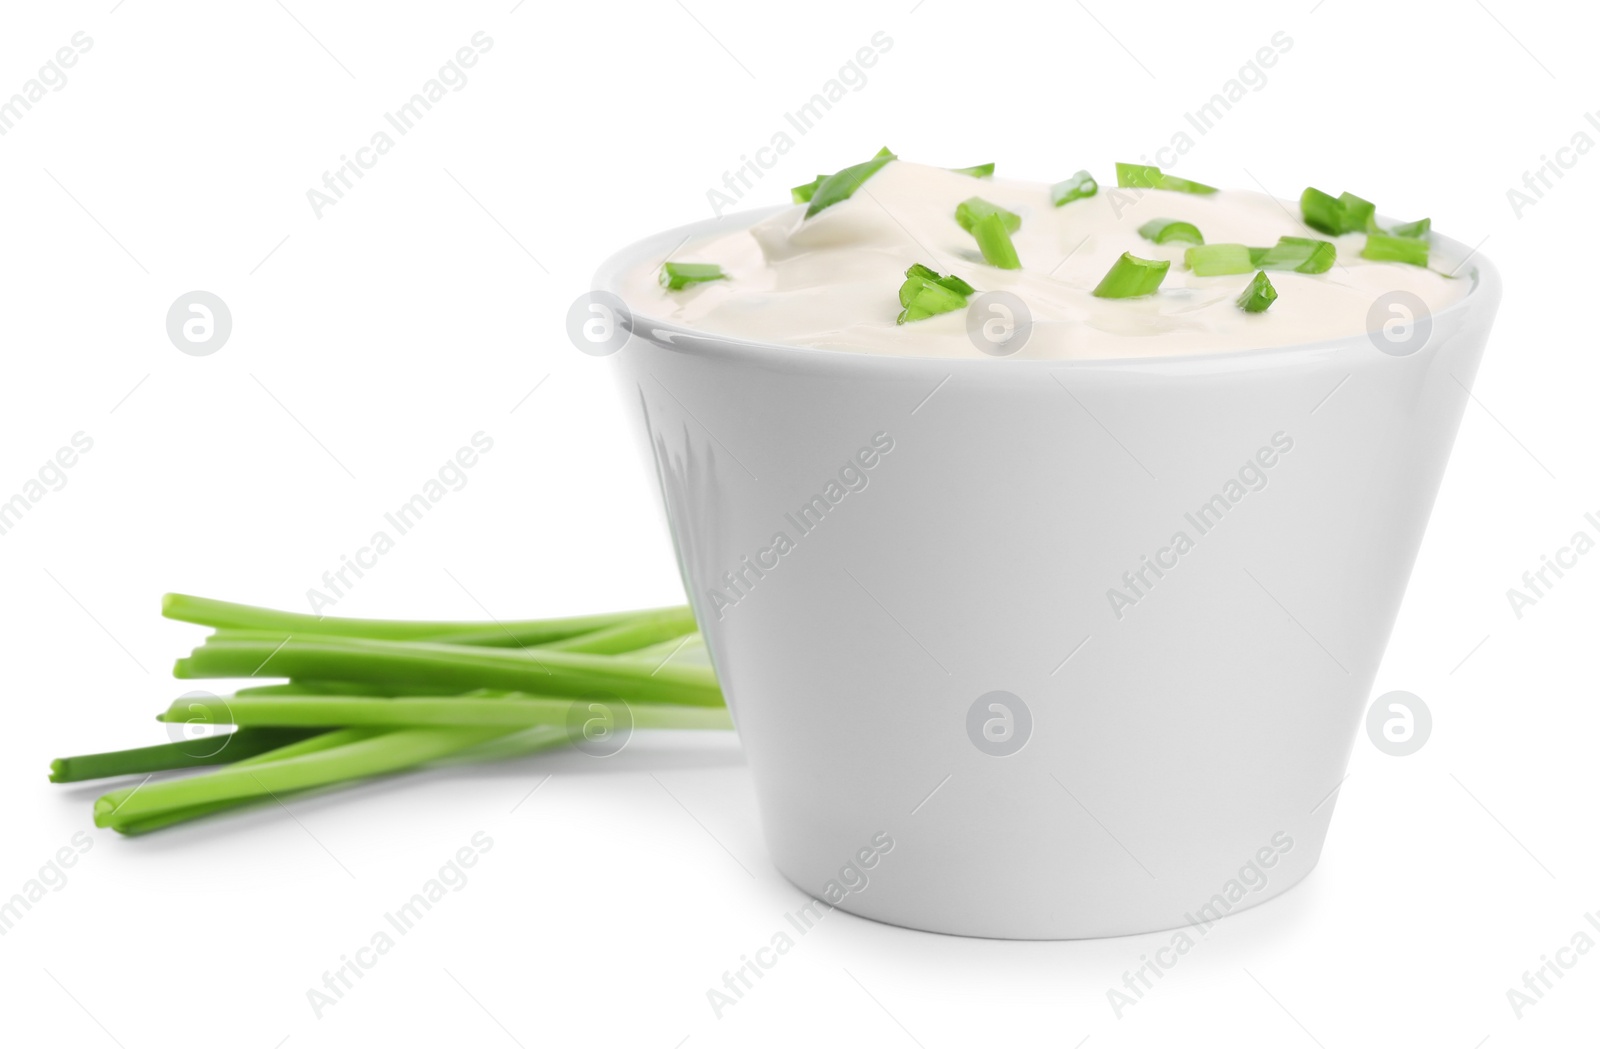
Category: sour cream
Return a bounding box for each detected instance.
[618,160,1470,359]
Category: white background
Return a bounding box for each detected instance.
[1,0,1595,1045]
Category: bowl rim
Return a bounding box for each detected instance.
[592,203,1501,374]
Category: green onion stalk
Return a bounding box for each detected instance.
[54,594,723,835]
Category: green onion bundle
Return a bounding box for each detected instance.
[52,594,726,835]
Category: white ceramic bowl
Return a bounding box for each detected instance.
[596,212,1501,939]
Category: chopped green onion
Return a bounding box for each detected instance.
[897,263,974,324]
[955,197,1022,235]
[1299,188,1342,234]
[950,162,994,178]
[1339,192,1377,233]
[1236,270,1277,313]
[970,211,1022,269]
[1138,218,1204,246]
[1187,238,1336,276]
[1092,252,1169,298]
[1388,217,1431,238]
[1362,233,1429,267]
[1050,170,1098,206]
[1258,236,1337,274]
[804,146,897,217]
[904,263,975,296]
[1115,162,1218,195]
[1300,187,1378,236]
[897,282,968,323]
[791,174,827,204]
[660,262,727,290]
[1185,244,1255,276]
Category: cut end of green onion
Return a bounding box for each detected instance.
[1362,233,1430,267]
[970,210,1022,269]
[896,263,975,324]
[1115,162,1217,195]
[1299,188,1341,234]
[1193,237,1336,276]
[1301,187,1377,236]
[791,175,827,204]
[1050,170,1098,206]
[1236,270,1277,313]
[660,262,728,291]
[1185,244,1255,276]
[903,262,975,297]
[804,146,896,218]
[950,162,995,178]
[1092,252,1170,298]
[1138,218,1204,246]
[1388,217,1431,239]
[1117,162,1157,188]
[1259,236,1336,274]
[955,197,1022,235]
[1339,192,1377,233]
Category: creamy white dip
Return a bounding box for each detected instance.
[619,160,1470,359]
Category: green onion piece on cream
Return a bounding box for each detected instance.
[1299,188,1343,234]
[660,262,727,290]
[1138,218,1204,246]
[950,163,995,178]
[1301,187,1377,235]
[805,147,897,217]
[955,197,1022,235]
[1259,236,1336,274]
[1092,252,1169,298]
[1050,170,1098,206]
[1236,270,1278,313]
[1362,233,1429,267]
[1185,244,1255,276]
[904,263,975,297]
[1339,192,1377,233]
[970,211,1022,269]
[1115,162,1218,194]
[896,263,974,324]
[1191,238,1334,275]
[1388,217,1431,238]
[791,175,827,204]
